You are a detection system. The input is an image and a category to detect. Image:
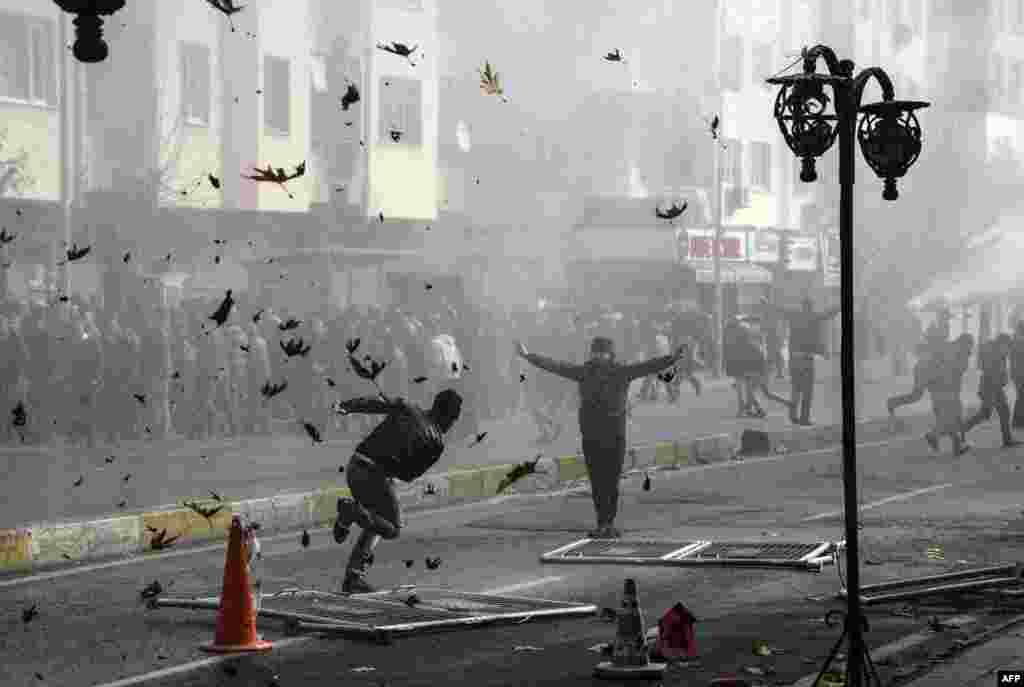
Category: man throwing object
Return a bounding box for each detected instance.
[333,389,463,594]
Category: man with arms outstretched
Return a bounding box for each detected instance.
[517,336,685,539]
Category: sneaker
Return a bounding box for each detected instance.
[924,433,939,452]
[334,497,360,544]
[341,573,376,595]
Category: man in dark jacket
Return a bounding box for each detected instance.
[517,336,684,539]
[963,334,1021,449]
[1011,322,1024,428]
[888,322,949,419]
[332,389,463,594]
[761,297,840,425]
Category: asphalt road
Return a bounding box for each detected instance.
[3,417,1024,687]
[1,371,924,529]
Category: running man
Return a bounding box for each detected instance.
[332,389,463,594]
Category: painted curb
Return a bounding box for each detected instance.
[0,412,921,573]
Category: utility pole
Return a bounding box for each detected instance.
[712,0,726,379]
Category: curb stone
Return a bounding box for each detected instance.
[0,412,922,574]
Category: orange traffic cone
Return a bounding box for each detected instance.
[201,515,273,653]
[594,578,666,680]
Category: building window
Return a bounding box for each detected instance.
[1011,60,1024,105]
[180,42,211,126]
[992,54,1004,102]
[722,138,742,186]
[752,41,774,88]
[0,11,56,105]
[264,55,291,135]
[749,141,771,191]
[378,76,423,145]
[720,34,744,91]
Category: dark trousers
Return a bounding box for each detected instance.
[344,455,401,578]
[964,387,1013,444]
[581,430,626,528]
[1014,381,1024,428]
[790,354,815,423]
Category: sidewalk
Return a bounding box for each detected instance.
[0,363,924,531]
[904,618,1024,687]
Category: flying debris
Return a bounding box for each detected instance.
[261,380,288,399]
[496,455,544,494]
[603,49,625,62]
[301,529,311,548]
[325,377,337,388]
[22,603,38,624]
[412,376,428,384]
[105,455,116,464]
[390,129,403,143]
[183,500,224,524]
[11,401,26,428]
[377,42,418,59]
[209,490,223,502]
[657,369,676,385]
[66,243,91,262]
[710,114,720,140]
[404,594,421,607]
[519,373,527,383]
[425,556,442,570]
[280,338,312,358]
[252,309,265,324]
[655,201,688,221]
[642,472,651,492]
[242,161,306,199]
[349,355,387,382]
[208,290,235,327]
[425,283,433,291]
[72,475,84,488]
[117,499,127,509]
[133,393,147,406]
[303,422,323,444]
[148,527,180,551]
[206,0,246,32]
[278,317,301,331]
[208,173,221,189]
[469,432,488,447]
[404,559,414,568]
[139,580,163,602]
[340,83,360,111]
[379,211,385,223]
[0,228,15,244]
[479,61,508,101]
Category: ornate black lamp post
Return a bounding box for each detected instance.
[53,0,126,64]
[768,46,928,687]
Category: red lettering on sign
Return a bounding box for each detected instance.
[687,236,742,259]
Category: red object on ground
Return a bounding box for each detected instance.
[656,601,698,659]
[201,515,272,653]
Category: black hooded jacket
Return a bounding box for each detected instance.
[337,397,446,482]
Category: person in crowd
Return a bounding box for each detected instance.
[1011,321,1024,429]
[888,317,950,419]
[246,321,273,435]
[761,296,840,425]
[963,333,1021,449]
[0,316,27,443]
[924,333,974,456]
[517,336,685,539]
[332,389,463,594]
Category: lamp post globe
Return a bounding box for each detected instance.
[53,0,126,64]
[769,73,841,183]
[857,99,929,201]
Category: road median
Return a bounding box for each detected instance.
[0,407,934,575]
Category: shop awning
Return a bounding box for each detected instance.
[909,209,1024,309]
[694,263,773,285]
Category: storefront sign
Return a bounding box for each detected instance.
[751,229,780,263]
[680,229,749,262]
[786,236,819,272]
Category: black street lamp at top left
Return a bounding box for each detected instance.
[53,0,127,64]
